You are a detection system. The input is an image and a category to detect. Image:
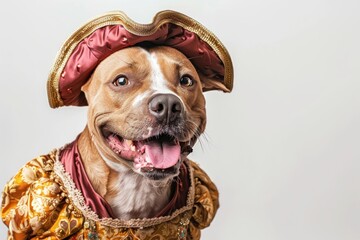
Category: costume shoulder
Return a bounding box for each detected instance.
[1,151,83,239]
[188,160,220,239]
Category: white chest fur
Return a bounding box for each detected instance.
[107,170,171,220]
[102,156,172,220]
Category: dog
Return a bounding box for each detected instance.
[1,11,233,239]
[79,45,208,220]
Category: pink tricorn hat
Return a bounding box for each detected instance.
[47,10,234,108]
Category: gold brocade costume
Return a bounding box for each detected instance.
[1,150,219,239]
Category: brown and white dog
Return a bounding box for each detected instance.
[1,11,233,239]
[77,45,225,220]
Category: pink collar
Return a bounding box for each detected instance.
[59,138,189,219]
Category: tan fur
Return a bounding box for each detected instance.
[78,46,207,219]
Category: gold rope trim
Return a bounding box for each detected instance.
[47,10,233,108]
[53,149,196,228]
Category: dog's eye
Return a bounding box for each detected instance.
[112,75,129,86]
[180,76,194,87]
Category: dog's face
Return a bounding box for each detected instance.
[82,46,206,180]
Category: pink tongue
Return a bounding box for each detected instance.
[144,141,181,169]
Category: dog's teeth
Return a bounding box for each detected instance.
[124,140,133,146]
[130,145,136,151]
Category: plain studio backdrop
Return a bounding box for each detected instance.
[1,0,360,239]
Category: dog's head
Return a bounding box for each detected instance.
[47,11,233,181]
[82,46,224,180]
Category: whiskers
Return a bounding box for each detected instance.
[183,119,211,152]
[197,131,211,151]
[185,119,202,139]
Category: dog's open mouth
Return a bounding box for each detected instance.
[105,131,181,171]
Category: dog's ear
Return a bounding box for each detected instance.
[81,80,90,93]
[80,77,92,103]
[199,72,231,93]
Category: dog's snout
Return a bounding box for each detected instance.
[149,94,183,123]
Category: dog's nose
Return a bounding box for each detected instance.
[148,94,183,123]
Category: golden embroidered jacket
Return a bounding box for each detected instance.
[1,142,219,240]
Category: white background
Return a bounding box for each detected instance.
[1,0,360,239]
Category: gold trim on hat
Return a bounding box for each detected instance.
[47,10,233,108]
